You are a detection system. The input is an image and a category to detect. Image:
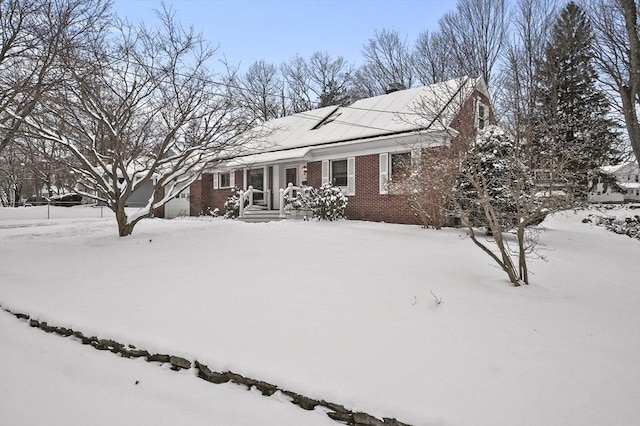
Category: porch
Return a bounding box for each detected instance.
[237,183,311,223]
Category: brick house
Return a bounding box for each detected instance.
[185,76,494,224]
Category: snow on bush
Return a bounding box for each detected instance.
[223,187,243,219]
[304,184,348,221]
[283,191,306,211]
[583,214,640,240]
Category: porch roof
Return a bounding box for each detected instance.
[225,147,310,168]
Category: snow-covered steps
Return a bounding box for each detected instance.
[238,209,284,223]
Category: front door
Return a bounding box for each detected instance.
[285,167,297,187]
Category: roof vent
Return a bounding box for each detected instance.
[385,82,406,94]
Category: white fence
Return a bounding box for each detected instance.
[0,204,114,221]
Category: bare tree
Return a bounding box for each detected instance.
[412,30,455,85]
[438,0,509,89]
[235,59,284,124]
[0,0,111,153]
[353,29,414,97]
[281,54,314,113]
[589,0,640,165]
[13,8,248,236]
[499,0,559,152]
[387,147,463,229]
[307,51,354,107]
[453,126,570,285]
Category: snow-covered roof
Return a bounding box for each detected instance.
[226,76,485,164]
[602,161,639,175]
[620,182,640,189]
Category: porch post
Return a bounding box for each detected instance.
[239,190,244,218]
[279,188,285,218]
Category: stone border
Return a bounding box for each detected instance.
[1,306,410,426]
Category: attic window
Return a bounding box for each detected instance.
[312,107,342,130]
[477,101,488,130]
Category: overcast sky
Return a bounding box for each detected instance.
[112,0,458,71]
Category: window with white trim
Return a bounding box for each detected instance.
[213,172,234,190]
[391,152,411,181]
[476,100,489,130]
[331,160,347,187]
[322,158,355,195]
[219,172,231,188]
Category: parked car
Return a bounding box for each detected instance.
[49,193,83,206]
[24,196,49,206]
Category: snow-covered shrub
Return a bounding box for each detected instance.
[207,207,219,217]
[223,187,244,219]
[305,183,348,220]
[283,192,305,211]
[583,214,640,240]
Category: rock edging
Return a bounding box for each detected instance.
[2,306,411,426]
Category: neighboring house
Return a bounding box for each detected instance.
[589,161,640,203]
[182,76,494,224]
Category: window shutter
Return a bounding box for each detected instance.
[229,171,235,188]
[213,173,219,190]
[379,153,388,195]
[322,160,329,185]
[347,157,355,196]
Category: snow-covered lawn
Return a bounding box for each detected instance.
[1,205,639,425]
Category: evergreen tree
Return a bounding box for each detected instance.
[532,2,621,198]
[456,126,530,231]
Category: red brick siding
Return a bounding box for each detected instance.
[307,157,418,224]
[347,154,418,224]
[307,161,322,188]
[449,90,495,153]
[189,179,202,216]
[198,171,245,215]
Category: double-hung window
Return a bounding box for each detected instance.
[213,171,234,190]
[391,152,412,181]
[331,160,347,187]
[321,158,355,196]
[219,172,231,188]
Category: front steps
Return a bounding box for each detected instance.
[238,209,284,223]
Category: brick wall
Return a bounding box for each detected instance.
[197,171,245,216]
[347,154,418,224]
[450,90,494,152]
[307,157,418,225]
[189,179,202,216]
[307,161,322,188]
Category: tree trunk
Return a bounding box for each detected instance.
[621,0,640,165]
[517,223,529,285]
[115,204,134,237]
